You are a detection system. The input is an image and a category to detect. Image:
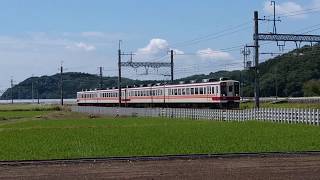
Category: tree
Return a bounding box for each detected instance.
[303,79,320,97]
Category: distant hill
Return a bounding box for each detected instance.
[1,45,320,99]
[0,73,158,99]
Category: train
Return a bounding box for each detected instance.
[77,78,240,109]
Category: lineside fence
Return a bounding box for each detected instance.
[71,106,320,126]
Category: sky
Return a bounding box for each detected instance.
[0,0,320,91]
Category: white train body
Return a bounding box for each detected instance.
[77,80,240,108]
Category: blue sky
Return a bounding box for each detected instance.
[0,0,320,91]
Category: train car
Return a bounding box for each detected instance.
[77,79,240,109]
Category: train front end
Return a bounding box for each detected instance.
[219,80,240,108]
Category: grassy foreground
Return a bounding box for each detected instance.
[0,110,320,161]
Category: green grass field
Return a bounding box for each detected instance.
[0,110,319,161]
[0,104,61,112]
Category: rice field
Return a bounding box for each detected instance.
[0,109,319,161]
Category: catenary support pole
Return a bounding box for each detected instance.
[254,11,260,108]
[118,40,122,107]
[171,50,174,83]
[60,64,64,106]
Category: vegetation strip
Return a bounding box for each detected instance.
[1,151,320,167]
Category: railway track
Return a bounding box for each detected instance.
[2,151,320,167]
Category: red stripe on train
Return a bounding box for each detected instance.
[212,97,240,101]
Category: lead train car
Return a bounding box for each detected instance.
[77,80,240,109]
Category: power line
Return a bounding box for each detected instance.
[171,22,251,48]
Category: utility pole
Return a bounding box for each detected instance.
[271,1,277,34]
[60,63,64,106]
[37,78,40,104]
[274,67,278,100]
[170,50,174,83]
[31,74,34,103]
[99,66,103,90]
[118,40,122,107]
[241,46,251,100]
[10,78,13,104]
[254,11,260,108]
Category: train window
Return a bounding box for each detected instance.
[195,88,199,94]
[182,88,186,95]
[174,89,177,95]
[229,85,233,92]
[207,87,211,94]
[204,87,207,94]
[199,87,203,94]
[186,88,190,95]
[191,88,194,95]
[178,89,181,95]
[221,86,227,96]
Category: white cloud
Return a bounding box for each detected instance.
[197,48,233,60]
[66,42,96,51]
[137,38,169,56]
[263,1,306,19]
[136,38,184,59]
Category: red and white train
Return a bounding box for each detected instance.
[77,79,240,109]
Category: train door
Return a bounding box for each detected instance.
[226,82,234,97]
[234,82,240,97]
[220,82,227,97]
